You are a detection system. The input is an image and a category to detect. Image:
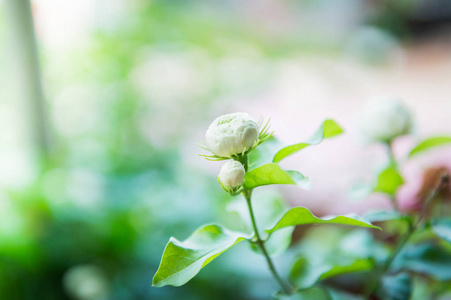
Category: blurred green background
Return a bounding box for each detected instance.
[1,0,451,299]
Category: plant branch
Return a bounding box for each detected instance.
[365,173,449,298]
[243,189,292,294]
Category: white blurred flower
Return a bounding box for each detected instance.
[63,265,109,300]
[218,160,245,193]
[358,97,412,143]
[344,26,404,67]
[205,112,259,158]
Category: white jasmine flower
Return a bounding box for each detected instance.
[359,97,412,143]
[63,265,110,300]
[205,112,259,158]
[218,160,246,193]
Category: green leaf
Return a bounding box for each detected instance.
[393,243,451,281]
[273,119,343,163]
[277,287,331,300]
[244,163,311,190]
[290,256,374,289]
[409,136,451,158]
[328,288,365,300]
[374,166,404,196]
[339,230,380,259]
[266,207,381,234]
[152,225,248,287]
[364,212,412,240]
[431,219,451,244]
[376,272,412,300]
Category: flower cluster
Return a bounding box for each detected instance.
[201,112,271,194]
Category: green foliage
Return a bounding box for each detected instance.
[153,117,382,294]
[290,257,373,289]
[266,207,381,234]
[374,166,404,196]
[277,287,331,300]
[393,243,451,281]
[287,228,380,294]
[244,163,311,190]
[273,119,343,163]
[364,211,411,223]
[364,211,412,237]
[152,225,248,287]
[153,118,365,293]
[377,272,412,300]
[409,136,451,158]
[431,219,451,244]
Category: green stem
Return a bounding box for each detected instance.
[386,141,396,167]
[234,154,249,172]
[243,189,292,294]
[386,142,400,212]
[364,174,448,298]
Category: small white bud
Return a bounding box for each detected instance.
[206,112,259,158]
[218,160,245,193]
[358,97,412,143]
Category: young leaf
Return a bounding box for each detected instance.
[266,207,381,234]
[273,119,343,163]
[374,166,404,196]
[244,163,311,190]
[431,219,451,244]
[409,136,451,158]
[152,225,248,287]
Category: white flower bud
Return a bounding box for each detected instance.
[358,97,412,143]
[206,112,259,158]
[218,160,245,193]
